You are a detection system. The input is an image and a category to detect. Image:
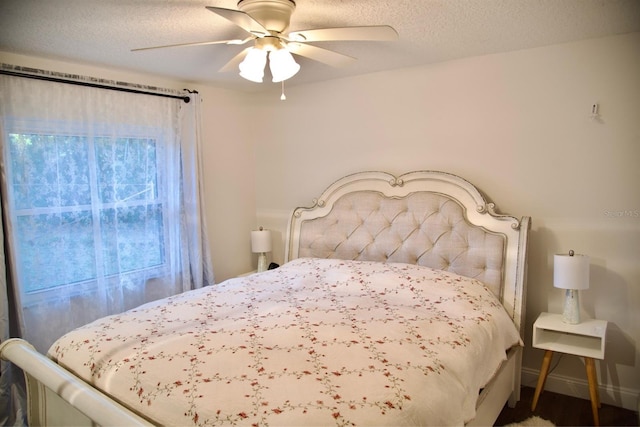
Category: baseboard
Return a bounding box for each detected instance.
[521,367,640,412]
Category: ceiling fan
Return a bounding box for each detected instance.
[133,0,398,83]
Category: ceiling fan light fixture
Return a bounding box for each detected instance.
[137,2,399,87]
[269,48,300,82]
[239,47,268,82]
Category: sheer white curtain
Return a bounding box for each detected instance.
[0,198,28,427]
[0,73,214,424]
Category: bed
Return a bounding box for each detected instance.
[0,170,530,426]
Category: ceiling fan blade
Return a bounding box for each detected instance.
[219,47,252,73]
[288,25,398,42]
[287,43,356,68]
[206,6,270,37]
[131,38,251,52]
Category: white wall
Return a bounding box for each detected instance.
[0,51,258,282]
[253,33,640,409]
[197,85,258,280]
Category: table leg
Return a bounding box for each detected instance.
[531,350,553,411]
[585,357,600,426]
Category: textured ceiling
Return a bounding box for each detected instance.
[1,0,639,92]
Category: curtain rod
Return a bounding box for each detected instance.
[0,69,192,103]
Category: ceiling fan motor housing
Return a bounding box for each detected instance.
[237,0,296,34]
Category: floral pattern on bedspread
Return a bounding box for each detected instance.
[49,258,521,426]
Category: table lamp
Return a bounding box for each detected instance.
[554,250,590,324]
[251,227,272,273]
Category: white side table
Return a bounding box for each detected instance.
[531,312,607,426]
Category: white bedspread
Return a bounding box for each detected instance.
[49,258,521,426]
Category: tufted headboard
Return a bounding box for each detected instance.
[285,171,530,334]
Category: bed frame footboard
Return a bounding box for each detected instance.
[0,338,152,427]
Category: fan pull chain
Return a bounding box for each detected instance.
[280,80,286,101]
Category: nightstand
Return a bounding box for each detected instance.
[531,312,608,426]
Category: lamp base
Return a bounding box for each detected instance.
[562,289,581,324]
[257,253,267,273]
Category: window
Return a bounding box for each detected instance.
[6,128,169,302]
[1,73,212,356]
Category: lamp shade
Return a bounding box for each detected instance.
[554,252,589,290]
[269,48,300,83]
[239,48,267,83]
[251,228,272,253]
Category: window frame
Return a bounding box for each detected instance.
[2,119,173,306]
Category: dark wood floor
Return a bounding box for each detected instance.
[494,386,638,426]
